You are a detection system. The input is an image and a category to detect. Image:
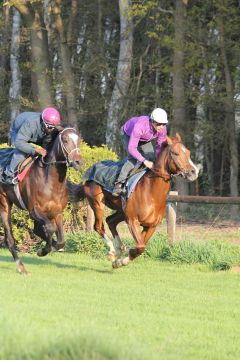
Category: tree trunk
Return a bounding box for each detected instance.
[0,5,11,141]
[51,0,78,129]
[12,2,53,108]
[105,0,133,153]
[9,8,21,144]
[218,8,239,217]
[172,0,189,200]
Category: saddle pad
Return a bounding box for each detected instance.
[126,169,147,198]
[83,159,126,192]
[83,159,147,199]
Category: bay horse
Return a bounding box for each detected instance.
[68,133,199,268]
[0,127,82,274]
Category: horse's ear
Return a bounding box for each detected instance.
[175,132,182,142]
[166,136,173,146]
[55,125,65,132]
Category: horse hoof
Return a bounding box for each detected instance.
[112,259,122,269]
[107,253,116,262]
[122,256,130,266]
[16,261,28,275]
[37,249,42,257]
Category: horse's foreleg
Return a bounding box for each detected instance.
[32,207,56,257]
[112,219,145,269]
[0,197,27,274]
[106,211,126,258]
[142,226,157,245]
[52,214,65,251]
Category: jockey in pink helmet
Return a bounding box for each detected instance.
[4,107,61,184]
[41,107,61,127]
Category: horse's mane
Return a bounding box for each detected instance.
[160,141,168,151]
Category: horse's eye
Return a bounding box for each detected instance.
[172,151,179,156]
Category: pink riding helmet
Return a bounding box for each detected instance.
[41,107,61,126]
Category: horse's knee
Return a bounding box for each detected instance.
[94,223,104,237]
[44,222,57,234]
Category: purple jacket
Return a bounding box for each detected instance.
[123,115,167,162]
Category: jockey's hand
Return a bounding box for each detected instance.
[143,160,154,169]
[35,148,47,158]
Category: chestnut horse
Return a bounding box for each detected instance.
[68,133,199,268]
[0,127,82,274]
[68,134,198,268]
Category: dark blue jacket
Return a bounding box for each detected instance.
[11,112,46,155]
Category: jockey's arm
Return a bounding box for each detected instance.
[14,120,37,155]
[127,131,145,163]
[128,130,154,169]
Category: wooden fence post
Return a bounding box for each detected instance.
[166,191,178,245]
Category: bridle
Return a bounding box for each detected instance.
[41,128,80,166]
[149,142,190,181]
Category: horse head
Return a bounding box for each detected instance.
[160,133,199,182]
[55,127,83,170]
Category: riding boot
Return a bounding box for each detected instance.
[112,182,123,196]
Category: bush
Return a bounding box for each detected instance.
[154,236,240,270]
[61,230,240,271]
[64,231,107,258]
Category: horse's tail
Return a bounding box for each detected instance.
[67,181,86,203]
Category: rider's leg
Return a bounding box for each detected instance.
[112,135,155,196]
[4,150,26,181]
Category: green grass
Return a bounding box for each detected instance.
[0,250,240,360]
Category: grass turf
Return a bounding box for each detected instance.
[0,250,240,360]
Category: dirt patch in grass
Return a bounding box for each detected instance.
[231,266,240,272]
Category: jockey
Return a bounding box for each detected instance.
[112,107,168,196]
[3,107,61,184]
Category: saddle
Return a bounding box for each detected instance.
[17,156,33,173]
[16,156,35,183]
[83,159,147,198]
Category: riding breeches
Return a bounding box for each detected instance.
[116,130,155,184]
[4,149,27,177]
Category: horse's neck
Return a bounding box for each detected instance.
[154,146,170,178]
[46,138,61,162]
[34,138,67,181]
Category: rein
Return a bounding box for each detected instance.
[41,127,80,166]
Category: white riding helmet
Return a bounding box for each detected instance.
[150,108,168,124]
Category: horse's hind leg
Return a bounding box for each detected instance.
[87,195,116,260]
[106,211,126,258]
[0,195,27,274]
